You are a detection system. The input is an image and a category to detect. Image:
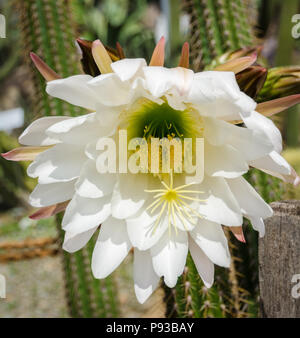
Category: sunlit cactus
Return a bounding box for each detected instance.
[16,0,119,318]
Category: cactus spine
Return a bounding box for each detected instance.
[17,0,119,318]
[164,0,283,318]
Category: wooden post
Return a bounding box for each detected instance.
[259,201,300,317]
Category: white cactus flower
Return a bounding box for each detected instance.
[3,38,299,304]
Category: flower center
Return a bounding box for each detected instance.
[145,172,205,235]
[122,98,203,141]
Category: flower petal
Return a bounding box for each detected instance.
[19,116,70,146]
[111,174,147,219]
[187,71,256,120]
[46,75,98,110]
[195,176,243,227]
[241,110,282,153]
[126,208,168,251]
[111,58,147,82]
[205,142,248,178]
[133,249,160,304]
[248,216,265,237]
[63,227,98,253]
[87,73,131,107]
[29,181,75,207]
[151,229,188,288]
[203,117,273,161]
[29,201,69,220]
[27,143,87,184]
[75,160,116,198]
[62,194,111,234]
[1,146,50,162]
[92,217,131,278]
[190,220,230,267]
[250,151,294,184]
[189,236,214,288]
[143,67,194,98]
[214,54,257,74]
[46,113,111,145]
[227,176,273,219]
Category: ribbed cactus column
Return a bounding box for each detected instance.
[183,0,253,71]
[17,0,119,318]
[164,0,284,318]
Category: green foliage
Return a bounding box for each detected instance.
[71,0,156,60]
[16,0,119,318]
[0,132,28,211]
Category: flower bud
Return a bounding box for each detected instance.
[258,66,300,102]
[236,66,268,99]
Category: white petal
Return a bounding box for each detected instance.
[187,72,256,120]
[87,73,131,107]
[188,71,240,102]
[241,111,282,153]
[205,142,248,178]
[111,174,147,219]
[19,116,70,146]
[75,160,116,198]
[92,218,131,278]
[190,220,230,267]
[111,58,147,82]
[27,144,87,184]
[227,176,273,219]
[250,151,292,176]
[29,180,75,207]
[63,227,98,253]
[195,176,243,226]
[126,208,168,251]
[151,229,188,288]
[62,194,111,234]
[46,113,111,145]
[189,236,214,288]
[133,249,160,304]
[46,75,99,110]
[203,117,273,161]
[143,67,194,98]
[248,216,265,237]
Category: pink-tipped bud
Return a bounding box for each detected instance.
[178,42,190,69]
[149,36,165,67]
[30,52,60,81]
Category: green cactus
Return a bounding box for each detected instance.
[16,0,119,318]
[164,0,285,318]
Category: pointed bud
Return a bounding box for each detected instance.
[92,39,113,74]
[205,46,262,70]
[214,53,257,74]
[236,66,268,99]
[227,46,263,60]
[178,42,189,69]
[230,226,246,243]
[1,146,51,162]
[116,42,125,59]
[149,36,165,66]
[256,94,300,117]
[30,52,60,81]
[257,66,300,102]
[76,39,100,77]
[29,201,69,220]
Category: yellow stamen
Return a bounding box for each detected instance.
[145,171,205,236]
